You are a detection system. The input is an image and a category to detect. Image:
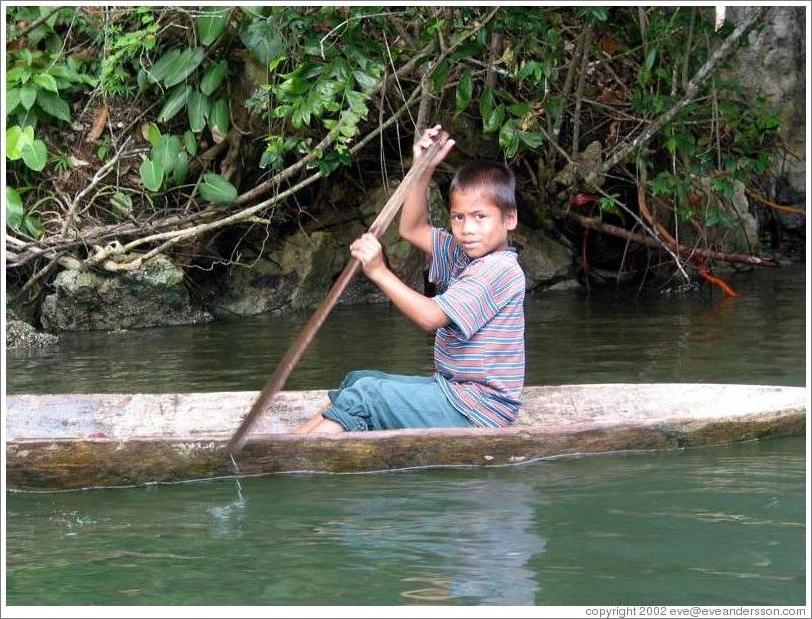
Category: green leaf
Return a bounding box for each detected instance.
[196,7,229,46]
[499,122,520,158]
[183,130,198,156]
[33,73,58,93]
[137,68,149,91]
[430,59,450,94]
[239,19,285,65]
[454,69,473,115]
[508,102,531,117]
[479,86,494,123]
[208,98,229,141]
[35,90,71,121]
[710,177,734,199]
[152,135,181,174]
[200,60,228,96]
[352,69,377,92]
[344,90,367,114]
[7,87,22,113]
[110,191,133,220]
[147,48,182,83]
[577,6,608,23]
[6,67,32,85]
[6,126,26,160]
[163,47,205,87]
[643,48,657,72]
[290,101,311,129]
[157,84,191,123]
[170,151,189,185]
[21,139,48,171]
[146,122,162,146]
[483,104,505,134]
[518,131,544,148]
[6,187,24,229]
[186,90,210,133]
[598,196,619,216]
[139,158,164,191]
[20,85,37,110]
[199,172,237,203]
[666,131,696,156]
[517,60,542,84]
[22,214,43,238]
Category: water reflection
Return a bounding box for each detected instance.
[5,437,805,605]
[330,478,545,604]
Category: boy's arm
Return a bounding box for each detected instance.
[351,233,449,332]
[399,125,455,256]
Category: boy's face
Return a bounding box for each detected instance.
[449,187,517,258]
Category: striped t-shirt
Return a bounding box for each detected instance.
[429,227,526,427]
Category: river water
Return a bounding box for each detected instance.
[4,264,808,605]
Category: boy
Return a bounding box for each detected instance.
[295,125,525,433]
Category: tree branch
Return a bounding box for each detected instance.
[566,212,778,267]
[590,6,768,186]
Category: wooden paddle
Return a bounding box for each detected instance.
[227,130,450,454]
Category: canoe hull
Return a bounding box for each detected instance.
[7,384,806,490]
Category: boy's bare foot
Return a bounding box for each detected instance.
[291,403,331,434]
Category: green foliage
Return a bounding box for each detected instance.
[187,90,211,133]
[259,135,301,170]
[139,158,164,192]
[157,84,191,123]
[21,138,48,171]
[6,125,49,172]
[6,47,94,127]
[163,47,206,88]
[200,61,228,96]
[704,205,735,228]
[454,69,473,117]
[183,130,198,156]
[499,121,521,159]
[598,194,621,217]
[99,9,159,97]
[153,135,182,172]
[576,7,609,23]
[110,191,133,220]
[208,99,230,140]
[6,187,24,229]
[3,5,790,249]
[196,7,230,46]
[709,176,734,200]
[137,126,196,192]
[199,173,237,203]
[239,16,285,65]
[5,186,43,238]
[51,151,72,173]
[665,131,696,157]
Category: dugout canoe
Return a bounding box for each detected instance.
[6,383,806,491]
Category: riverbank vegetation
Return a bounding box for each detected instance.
[5,6,802,317]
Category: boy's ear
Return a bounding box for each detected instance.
[504,209,518,231]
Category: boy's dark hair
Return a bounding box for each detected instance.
[448,160,516,215]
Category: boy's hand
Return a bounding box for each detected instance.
[413,124,455,170]
[350,233,387,279]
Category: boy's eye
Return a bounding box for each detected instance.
[477,214,487,220]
